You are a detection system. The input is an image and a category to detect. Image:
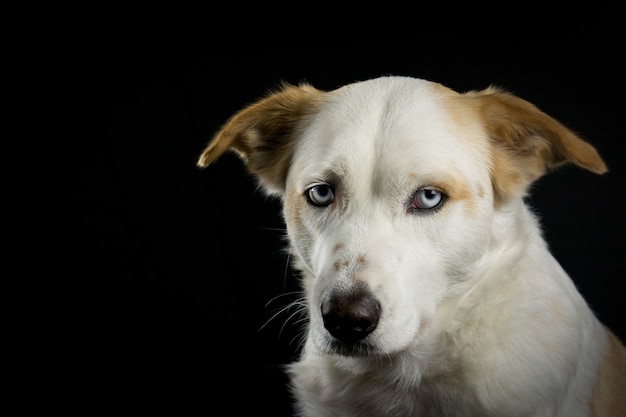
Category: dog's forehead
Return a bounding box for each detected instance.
[290,77,488,190]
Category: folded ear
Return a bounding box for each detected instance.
[197,82,324,195]
[467,86,607,202]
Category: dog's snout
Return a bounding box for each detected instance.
[321,285,381,343]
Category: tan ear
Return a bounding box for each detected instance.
[197,82,324,195]
[467,86,607,201]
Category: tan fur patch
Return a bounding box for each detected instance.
[333,259,349,271]
[592,330,626,416]
[435,175,478,216]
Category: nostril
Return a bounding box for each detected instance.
[321,285,381,343]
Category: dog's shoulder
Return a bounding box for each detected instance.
[592,329,626,417]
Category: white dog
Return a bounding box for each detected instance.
[197,76,626,416]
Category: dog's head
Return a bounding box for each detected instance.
[198,76,606,357]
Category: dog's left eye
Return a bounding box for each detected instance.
[410,188,444,211]
[306,184,335,207]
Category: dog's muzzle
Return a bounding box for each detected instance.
[321,283,381,344]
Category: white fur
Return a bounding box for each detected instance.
[198,76,626,416]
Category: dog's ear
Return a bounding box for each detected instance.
[196,82,324,195]
[469,86,607,201]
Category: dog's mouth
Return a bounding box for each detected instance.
[322,338,379,357]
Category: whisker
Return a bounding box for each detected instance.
[283,248,292,291]
[290,327,308,350]
[264,291,301,308]
[258,297,307,333]
[278,304,307,338]
[252,227,287,232]
[258,303,295,332]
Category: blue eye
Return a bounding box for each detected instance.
[306,184,334,207]
[411,188,444,210]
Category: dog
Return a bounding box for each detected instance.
[197,76,626,416]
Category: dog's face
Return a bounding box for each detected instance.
[198,76,606,357]
[281,80,500,355]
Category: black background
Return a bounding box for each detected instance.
[92,8,624,415]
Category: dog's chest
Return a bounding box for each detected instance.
[290,354,483,417]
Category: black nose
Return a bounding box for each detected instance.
[321,284,381,343]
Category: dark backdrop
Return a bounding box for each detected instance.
[92,11,624,415]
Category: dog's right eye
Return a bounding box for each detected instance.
[306,184,335,207]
